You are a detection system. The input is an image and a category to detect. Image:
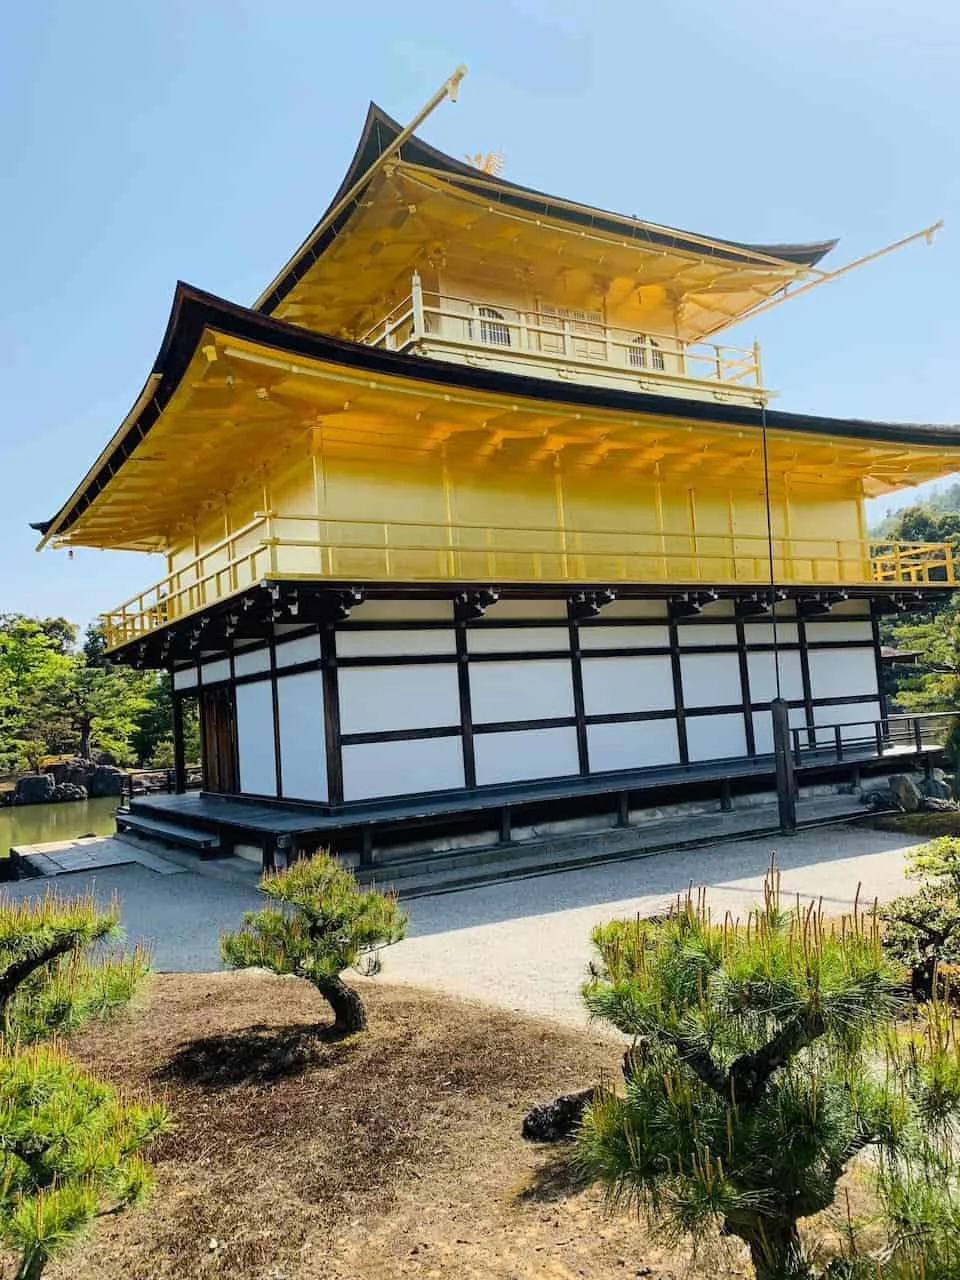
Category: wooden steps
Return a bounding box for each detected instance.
[115,808,221,855]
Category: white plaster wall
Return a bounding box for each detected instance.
[339,664,460,734]
[477,600,569,621]
[746,650,804,704]
[234,647,271,678]
[236,680,277,796]
[807,648,878,701]
[743,621,800,645]
[752,705,807,755]
[830,600,871,617]
[680,653,742,708]
[203,658,230,684]
[811,700,882,744]
[474,726,580,785]
[172,666,198,691]
[581,655,675,716]
[275,633,323,668]
[587,719,680,772]
[468,626,569,654]
[470,659,574,724]
[804,621,874,644]
[346,601,453,622]
[578,625,670,650]
[277,670,327,802]
[338,628,456,658]
[686,713,747,762]
[594,600,667,619]
[342,736,464,800]
[677,624,737,648]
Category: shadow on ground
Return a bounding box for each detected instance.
[518,1155,589,1204]
[155,1022,357,1088]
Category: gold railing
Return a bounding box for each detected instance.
[100,514,957,650]
[358,281,765,395]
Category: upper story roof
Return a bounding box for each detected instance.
[254,104,839,343]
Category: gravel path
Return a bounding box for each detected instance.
[0,825,923,1028]
[386,825,923,1027]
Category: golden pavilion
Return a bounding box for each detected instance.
[35,72,960,867]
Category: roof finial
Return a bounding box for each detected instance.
[465,151,505,177]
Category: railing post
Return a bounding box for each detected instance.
[875,719,884,758]
[410,271,424,340]
[914,716,923,754]
[834,723,843,762]
[518,311,528,352]
[772,698,797,834]
[947,542,956,584]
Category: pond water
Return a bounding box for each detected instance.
[0,796,120,853]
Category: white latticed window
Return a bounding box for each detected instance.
[477,305,511,347]
[629,334,665,371]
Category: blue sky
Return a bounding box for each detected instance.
[2,0,958,628]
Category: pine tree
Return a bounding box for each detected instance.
[0,891,166,1279]
[221,854,407,1034]
[0,1041,170,1280]
[574,870,956,1280]
[0,891,146,1042]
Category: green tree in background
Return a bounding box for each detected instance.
[869,493,960,717]
[0,617,179,772]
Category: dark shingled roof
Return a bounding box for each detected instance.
[256,103,839,316]
[33,283,960,540]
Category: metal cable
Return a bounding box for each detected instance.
[759,400,783,700]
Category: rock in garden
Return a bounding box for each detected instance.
[522,1087,598,1142]
[13,774,56,805]
[53,783,88,802]
[88,765,125,798]
[919,795,960,813]
[888,774,922,812]
[919,775,953,801]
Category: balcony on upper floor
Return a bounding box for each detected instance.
[100,513,957,651]
[358,274,769,406]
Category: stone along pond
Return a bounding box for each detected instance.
[0,796,120,854]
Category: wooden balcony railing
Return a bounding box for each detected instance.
[100,513,958,650]
[357,277,766,399]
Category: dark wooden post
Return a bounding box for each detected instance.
[771,697,797,834]
[171,688,187,795]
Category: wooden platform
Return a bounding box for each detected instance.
[119,740,929,878]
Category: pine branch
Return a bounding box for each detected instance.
[0,935,85,1017]
[727,1008,827,1105]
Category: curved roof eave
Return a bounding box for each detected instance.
[257,103,838,316]
[34,283,960,540]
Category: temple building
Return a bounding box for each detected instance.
[34,80,960,869]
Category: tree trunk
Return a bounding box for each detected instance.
[15,1246,46,1280]
[79,720,92,761]
[314,974,367,1034]
[733,1220,809,1280]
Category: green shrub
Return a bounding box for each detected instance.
[0,891,146,1042]
[0,1039,170,1280]
[882,836,960,998]
[575,870,960,1280]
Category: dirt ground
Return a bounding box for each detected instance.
[34,972,871,1280]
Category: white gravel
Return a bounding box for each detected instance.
[0,825,924,1031]
[385,826,923,1028]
